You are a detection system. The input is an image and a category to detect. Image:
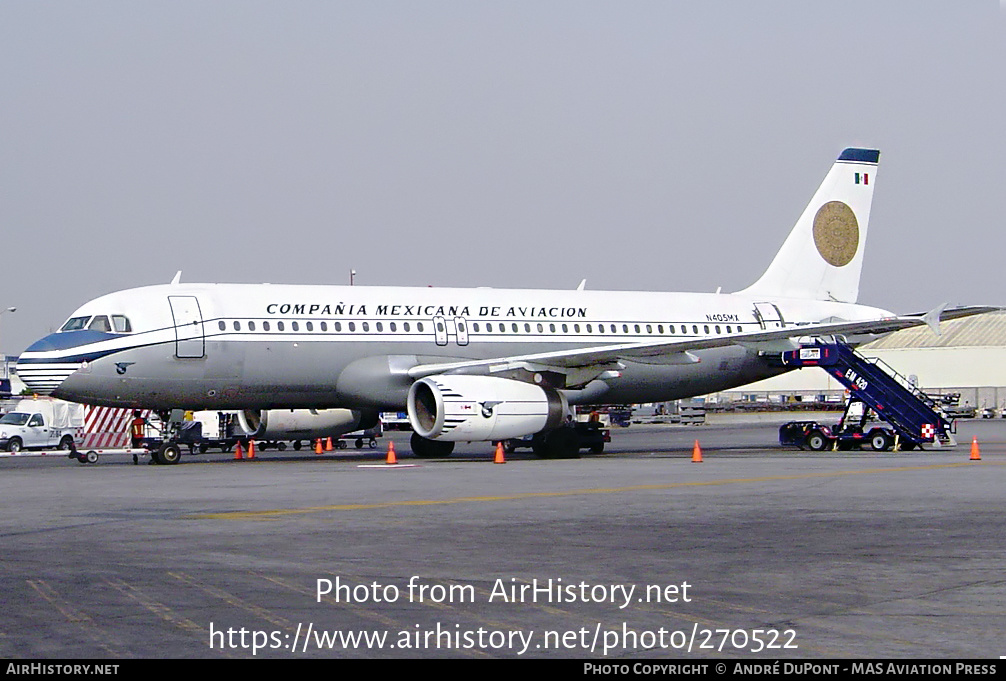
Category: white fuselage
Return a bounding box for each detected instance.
[16,282,893,411]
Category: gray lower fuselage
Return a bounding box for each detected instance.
[51,336,784,411]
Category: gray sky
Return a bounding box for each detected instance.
[1,2,1003,354]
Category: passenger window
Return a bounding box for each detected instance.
[218,321,226,331]
[248,321,256,331]
[263,322,271,331]
[417,322,424,332]
[376,322,383,332]
[306,322,313,331]
[233,321,241,331]
[362,322,369,332]
[112,315,132,333]
[292,322,299,331]
[88,315,112,332]
[403,322,410,332]
[320,322,327,331]
[277,321,285,331]
[28,414,43,427]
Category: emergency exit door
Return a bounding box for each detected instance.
[168,296,205,358]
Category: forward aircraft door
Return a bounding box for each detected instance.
[433,316,448,346]
[168,296,205,358]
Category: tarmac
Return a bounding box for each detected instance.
[0,416,1003,659]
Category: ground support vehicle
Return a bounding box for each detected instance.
[503,421,611,458]
[337,420,383,449]
[779,404,909,452]
[0,399,83,452]
[779,343,957,451]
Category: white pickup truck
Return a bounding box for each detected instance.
[0,399,83,452]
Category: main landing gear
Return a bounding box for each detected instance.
[410,432,455,459]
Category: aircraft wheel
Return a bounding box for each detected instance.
[411,432,454,458]
[805,431,827,451]
[545,428,580,459]
[368,439,377,449]
[155,443,182,465]
[355,438,364,449]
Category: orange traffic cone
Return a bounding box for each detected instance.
[494,441,506,464]
[386,441,397,465]
[315,438,323,455]
[325,437,333,452]
[248,440,256,459]
[970,436,981,461]
[691,440,703,463]
[234,441,244,460]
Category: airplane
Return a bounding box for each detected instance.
[15,147,991,463]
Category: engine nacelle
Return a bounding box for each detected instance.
[407,375,568,441]
[237,408,377,440]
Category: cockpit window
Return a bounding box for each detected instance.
[112,315,132,333]
[87,316,112,332]
[60,316,91,332]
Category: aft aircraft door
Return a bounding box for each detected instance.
[753,302,786,330]
[168,296,205,359]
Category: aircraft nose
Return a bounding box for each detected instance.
[15,333,84,395]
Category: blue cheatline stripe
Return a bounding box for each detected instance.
[838,148,880,164]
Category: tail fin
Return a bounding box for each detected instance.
[739,147,879,303]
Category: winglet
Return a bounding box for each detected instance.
[170,271,182,285]
[922,302,948,337]
[576,279,587,291]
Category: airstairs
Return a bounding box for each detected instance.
[781,343,957,448]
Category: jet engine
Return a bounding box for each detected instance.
[407,375,568,441]
[236,408,377,440]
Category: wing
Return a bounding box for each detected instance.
[407,306,999,379]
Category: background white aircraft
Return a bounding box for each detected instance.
[16,148,986,462]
